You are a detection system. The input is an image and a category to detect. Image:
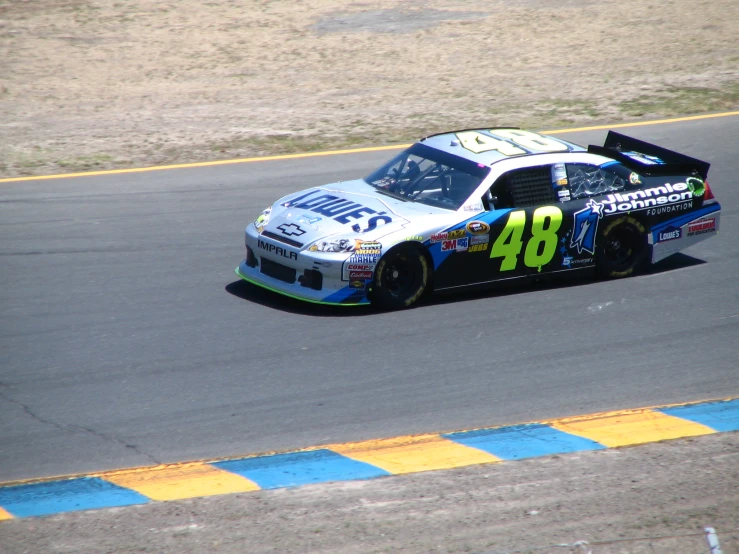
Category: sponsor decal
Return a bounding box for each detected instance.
[282,190,394,227]
[347,253,380,264]
[686,176,705,197]
[349,280,365,289]
[552,163,568,186]
[469,235,489,246]
[570,199,604,255]
[349,271,373,279]
[562,256,594,268]
[557,189,571,202]
[257,239,298,260]
[463,203,484,212]
[629,172,642,185]
[646,202,693,215]
[687,217,716,236]
[602,182,693,214]
[657,226,682,242]
[466,221,490,235]
[469,243,488,253]
[342,261,377,281]
[432,229,466,243]
[277,223,306,237]
[405,235,423,241]
[441,238,469,252]
[297,214,323,225]
[621,151,664,165]
[353,240,382,254]
[346,263,374,272]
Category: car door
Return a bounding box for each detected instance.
[487,162,619,276]
[484,164,570,278]
[432,163,571,289]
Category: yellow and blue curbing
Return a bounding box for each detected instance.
[1,397,737,520]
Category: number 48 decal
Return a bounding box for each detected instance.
[491,207,563,272]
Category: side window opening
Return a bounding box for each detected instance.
[489,166,555,209]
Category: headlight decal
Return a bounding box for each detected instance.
[254,207,272,234]
[308,238,356,253]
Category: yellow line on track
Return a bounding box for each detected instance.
[0,145,408,184]
[1,111,737,184]
[542,111,739,134]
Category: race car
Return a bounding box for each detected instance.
[236,128,720,309]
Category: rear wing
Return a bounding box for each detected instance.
[588,131,710,180]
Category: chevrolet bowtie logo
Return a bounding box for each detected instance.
[277,223,306,237]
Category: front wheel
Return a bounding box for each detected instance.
[371,245,430,310]
[596,216,648,278]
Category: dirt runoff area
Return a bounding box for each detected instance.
[0,0,737,178]
[0,433,737,554]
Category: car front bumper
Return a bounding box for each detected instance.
[235,228,373,306]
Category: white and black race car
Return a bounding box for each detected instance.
[236,128,720,309]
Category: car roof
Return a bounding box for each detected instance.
[418,128,586,166]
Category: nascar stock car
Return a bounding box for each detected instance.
[236,128,720,309]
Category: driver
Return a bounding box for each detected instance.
[404,160,420,181]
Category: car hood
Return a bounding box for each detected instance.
[262,180,448,246]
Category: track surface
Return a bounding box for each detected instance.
[1,117,737,482]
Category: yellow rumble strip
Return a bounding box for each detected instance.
[330,433,501,474]
[100,462,260,502]
[549,409,716,448]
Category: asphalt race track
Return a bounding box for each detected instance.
[1,116,737,483]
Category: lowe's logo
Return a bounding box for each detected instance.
[658,227,681,242]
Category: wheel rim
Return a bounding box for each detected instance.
[381,254,419,298]
[604,226,641,269]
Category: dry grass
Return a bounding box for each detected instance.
[0,0,737,176]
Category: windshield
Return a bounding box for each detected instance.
[364,143,490,210]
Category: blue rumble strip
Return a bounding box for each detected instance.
[658,400,739,432]
[212,449,390,489]
[0,477,149,518]
[444,423,606,460]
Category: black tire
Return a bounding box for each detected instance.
[596,216,648,278]
[371,244,430,310]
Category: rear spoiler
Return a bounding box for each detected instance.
[587,131,710,180]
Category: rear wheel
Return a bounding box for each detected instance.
[371,245,430,310]
[596,216,648,278]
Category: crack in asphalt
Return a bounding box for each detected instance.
[0,387,161,467]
